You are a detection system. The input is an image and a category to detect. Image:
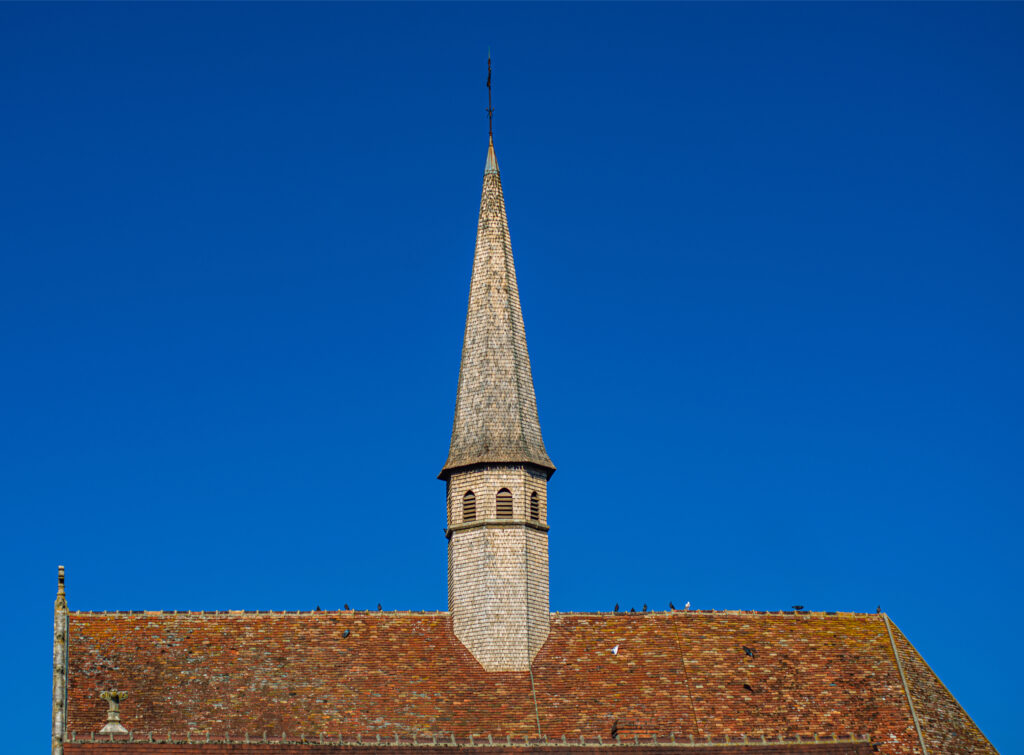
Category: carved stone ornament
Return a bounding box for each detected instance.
[99,691,128,734]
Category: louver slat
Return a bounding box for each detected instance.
[496,489,513,519]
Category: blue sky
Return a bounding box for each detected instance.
[2,2,1021,750]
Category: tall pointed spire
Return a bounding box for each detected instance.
[442,61,553,672]
[440,130,553,477]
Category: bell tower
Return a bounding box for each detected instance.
[441,92,555,671]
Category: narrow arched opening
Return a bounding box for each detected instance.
[496,488,513,519]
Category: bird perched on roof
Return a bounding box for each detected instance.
[342,629,350,638]
[610,721,619,740]
[630,607,636,613]
[792,605,804,611]
[877,605,882,614]
[614,603,619,612]
[344,604,350,610]
[743,645,755,659]
[315,605,321,611]
[669,602,675,611]
[642,604,648,612]
[685,601,691,610]
[377,603,382,611]
[611,645,619,656]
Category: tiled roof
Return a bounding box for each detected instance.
[64,738,878,754]
[63,736,878,754]
[65,610,993,754]
[440,138,554,477]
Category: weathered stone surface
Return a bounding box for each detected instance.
[53,566,68,755]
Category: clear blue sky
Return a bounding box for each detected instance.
[2,3,1021,750]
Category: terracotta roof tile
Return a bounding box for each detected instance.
[65,611,993,754]
[65,738,878,754]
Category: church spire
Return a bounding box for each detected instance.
[441,61,553,672]
[440,69,553,479]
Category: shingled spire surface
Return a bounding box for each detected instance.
[441,137,554,477]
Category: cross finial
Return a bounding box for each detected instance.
[486,51,493,137]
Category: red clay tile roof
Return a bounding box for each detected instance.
[65,610,994,755]
[64,740,878,754]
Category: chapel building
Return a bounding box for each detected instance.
[52,120,996,755]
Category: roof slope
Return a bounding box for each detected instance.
[887,622,995,754]
[441,138,553,477]
[65,610,993,754]
[63,740,877,754]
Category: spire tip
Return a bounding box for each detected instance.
[486,53,493,138]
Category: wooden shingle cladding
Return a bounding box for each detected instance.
[63,610,995,754]
[440,138,554,479]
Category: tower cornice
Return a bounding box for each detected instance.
[445,518,550,540]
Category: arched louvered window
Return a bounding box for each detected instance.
[530,492,540,521]
[462,491,476,522]
[496,488,513,519]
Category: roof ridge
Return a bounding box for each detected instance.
[550,609,879,618]
[69,609,450,616]
[69,608,881,617]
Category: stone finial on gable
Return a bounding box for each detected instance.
[99,691,128,734]
[52,566,68,755]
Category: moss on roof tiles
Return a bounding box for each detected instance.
[65,611,993,753]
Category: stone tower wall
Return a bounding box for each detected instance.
[446,466,550,671]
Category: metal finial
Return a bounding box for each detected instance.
[486,52,493,137]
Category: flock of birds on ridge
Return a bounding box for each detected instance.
[310,601,820,613]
